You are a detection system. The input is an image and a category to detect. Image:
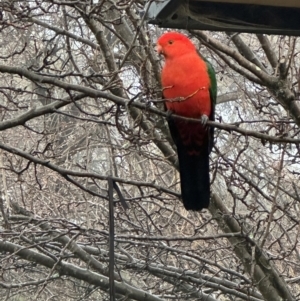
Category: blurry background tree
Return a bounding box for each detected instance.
[0,1,299,301]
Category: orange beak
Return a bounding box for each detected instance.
[156,44,163,55]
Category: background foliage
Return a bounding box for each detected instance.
[0,1,300,300]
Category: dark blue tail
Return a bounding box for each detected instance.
[168,117,211,211]
[177,144,210,210]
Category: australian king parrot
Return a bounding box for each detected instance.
[157,32,217,211]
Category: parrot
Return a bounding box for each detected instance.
[157,32,217,211]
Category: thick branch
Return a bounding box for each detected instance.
[228,32,268,73]
[256,34,278,69]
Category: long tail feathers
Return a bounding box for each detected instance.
[177,144,210,210]
[167,117,211,211]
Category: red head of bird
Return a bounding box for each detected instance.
[156,32,196,59]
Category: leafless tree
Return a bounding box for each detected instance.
[0,1,299,300]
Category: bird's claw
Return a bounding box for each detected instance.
[200,114,209,126]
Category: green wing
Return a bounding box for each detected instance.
[204,59,217,152]
[205,59,217,107]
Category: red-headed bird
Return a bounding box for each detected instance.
[157,32,216,211]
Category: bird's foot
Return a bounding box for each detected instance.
[200,114,209,126]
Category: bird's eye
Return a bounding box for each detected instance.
[168,40,174,45]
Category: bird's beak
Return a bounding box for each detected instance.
[156,44,163,55]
